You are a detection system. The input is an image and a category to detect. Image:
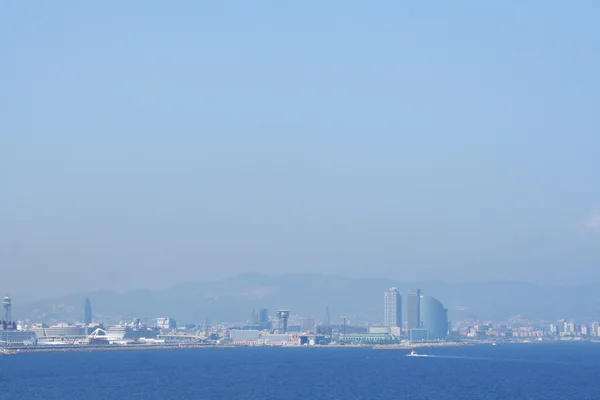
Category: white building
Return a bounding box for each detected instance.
[369,326,391,334]
[260,333,297,346]
[591,322,600,337]
[384,287,402,330]
[156,318,176,330]
[562,321,576,335]
[230,330,260,344]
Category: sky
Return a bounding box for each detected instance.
[1,1,600,301]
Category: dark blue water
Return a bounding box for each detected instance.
[1,343,599,399]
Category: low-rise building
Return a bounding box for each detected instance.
[230,329,260,344]
[338,333,393,344]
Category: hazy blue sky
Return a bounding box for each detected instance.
[2,1,599,300]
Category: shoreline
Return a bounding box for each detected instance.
[2,338,595,355]
[0,341,468,355]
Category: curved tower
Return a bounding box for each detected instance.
[420,295,448,340]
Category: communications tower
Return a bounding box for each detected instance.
[3,296,12,324]
[276,310,289,333]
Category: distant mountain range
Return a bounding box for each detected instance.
[13,273,600,325]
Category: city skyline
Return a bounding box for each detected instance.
[4,279,600,350]
[3,268,600,351]
[5,271,600,328]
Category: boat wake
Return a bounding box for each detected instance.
[407,351,432,357]
[406,355,579,365]
[418,355,494,361]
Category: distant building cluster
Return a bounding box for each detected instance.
[339,288,449,344]
[3,288,600,350]
[456,320,600,340]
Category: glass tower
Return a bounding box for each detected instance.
[420,295,448,340]
[407,289,421,330]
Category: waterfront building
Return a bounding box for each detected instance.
[260,333,294,345]
[230,329,260,344]
[30,324,46,338]
[369,326,391,334]
[384,288,402,330]
[102,322,158,342]
[407,289,421,331]
[39,323,89,338]
[409,328,429,341]
[338,333,393,344]
[0,330,37,347]
[420,295,449,340]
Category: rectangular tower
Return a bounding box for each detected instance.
[258,308,269,329]
[384,288,402,329]
[407,289,421,330]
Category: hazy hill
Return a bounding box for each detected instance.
[13,273,600,325]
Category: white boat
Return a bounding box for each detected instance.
[408,349,418,356]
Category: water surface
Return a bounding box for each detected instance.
[1,342,598,399]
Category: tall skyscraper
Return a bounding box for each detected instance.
[203,317,210,334]
[324,306,331,326]
[84,298,92,324]
[250,308,269,329]
[407,289,421,330]
[384,287,402,328]
[258,308,269,329]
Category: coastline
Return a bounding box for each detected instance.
[2,338,595,355]
[2,341,466,355]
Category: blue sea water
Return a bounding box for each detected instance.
[1,342,599,399]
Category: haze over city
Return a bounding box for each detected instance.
[2,1,600,301]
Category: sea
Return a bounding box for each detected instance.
[1,342,599,399]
